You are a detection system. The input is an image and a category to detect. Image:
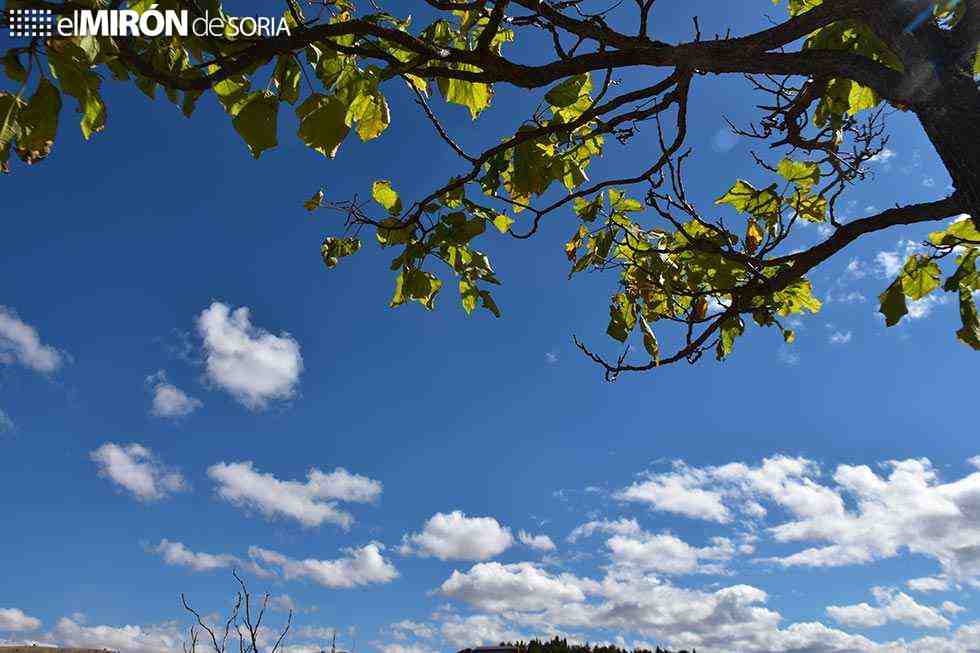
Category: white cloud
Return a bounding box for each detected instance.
[146,370,202,418]
[90,443,187,502]
[617,457,842,527]
[400,511,513,561]
[907,576,952,593]
[617,465,732,523]
[605,532,735,575]
[923,176,936,188]
[826,587,950,629]
[567,518,643,543]
[388,620,436,640]
[0,408,13,433]
[378,644,439,653]
[197,302,303,409]
[438,562,593,613]
[0,306,64,373]
[907,294,949,320]
[829,330,853,345]
[615,456,980,588]
[248,543,398,588]
[544,351,559,364]
[436,562,904,653]
[845,258,869,279]
[440,614,526,648]
[873,240,921,279]
[207,461,381,529]
[941,601,966,616]
[51,617,182,653]
[518,530,556,552]
[0,608,41,632]
[869,148,896,165]
[149,539,240,572]
[875,251,904,278]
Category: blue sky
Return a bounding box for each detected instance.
[2,1,980,652]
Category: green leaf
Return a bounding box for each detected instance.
[438,65,493,119]
[376,218,414,247]
[391,268,442,310]
[348,88,390,141]
[777,158,820,190]
[715,180,781,224]
[15,78,61,165]
[944,249,978,292]
[609,188,643,213]
[928,217,980,247]
[0,92,24,173]
[492,213,514,234]
[900,255,941,301]
[372,180,403,215]
[510,128,555,197]
[303,189,324,212]
[321,236,361,268]
[460,278,478,314]
[774,278,822,316]
[878,278,908,327]
[639,315,660,364]
[296,93,350,158]
[544,73,592,121]
[232,92,279,159]
[786,189,827,223]
[573,194,604,222]
[48,52,106,140]
[606,292,636,342]
[273,55,302,105]
[715,315,745,360]
[955,288,980,350]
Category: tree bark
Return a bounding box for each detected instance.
[914,72,980,227]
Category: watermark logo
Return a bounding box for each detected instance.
[8,9,54,38]
[6,6,290,38]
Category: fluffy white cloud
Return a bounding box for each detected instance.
[0,608,41,632]
[826,587,950,629]
[617,466,732,522]
[438,562,593,613]
[207,461,381,529]
[377,644,439,653]
[618,456,841,526]
[907,293,949,320]
[605,532,737,575]
[518,530,556,552]
[197,302,302,409]
[907,576,952,593]
[567,518,643,543]
[51,617,182,653]
[761,458,980,582]
[248,543,398,588]
[436,562,906,653]
[439,614,526,647]
[401,511,513,561]
[388,620,436,640]
[0,306,64,373]
[146,370,202,418]
[941,601,966,616]
[90,443,187,502]
[149,539,240,572]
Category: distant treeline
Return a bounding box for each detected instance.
[461,636,694,653]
